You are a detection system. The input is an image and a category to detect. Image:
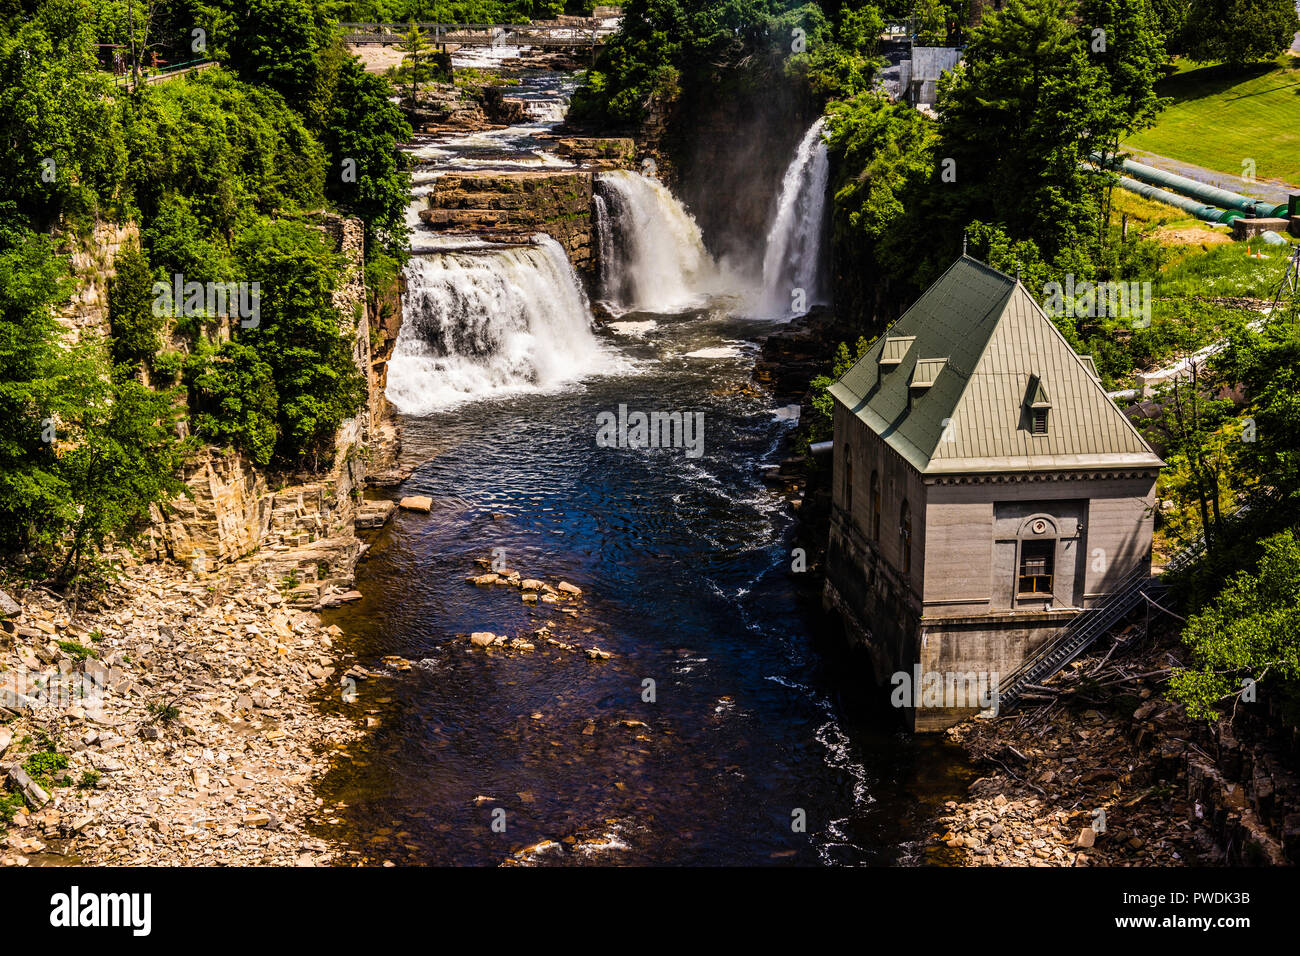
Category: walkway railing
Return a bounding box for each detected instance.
[113,58,215,89]
[339,22,606,48]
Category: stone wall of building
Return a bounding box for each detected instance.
[824,402,1160,732]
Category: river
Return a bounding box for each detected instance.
[312,62,973,866]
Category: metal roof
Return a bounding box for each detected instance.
[827,256,1164,475]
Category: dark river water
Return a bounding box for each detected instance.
[312,303,974,866]
[307,61,972,865]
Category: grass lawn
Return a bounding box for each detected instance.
[1124,55,1300,187]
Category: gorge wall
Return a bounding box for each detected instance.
[67,212,403,609]
[637,84,818,274]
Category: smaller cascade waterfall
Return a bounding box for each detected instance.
[594,170,726,313]
[592,192,616,299]
[758,119,830,319]
[387,236,613,413]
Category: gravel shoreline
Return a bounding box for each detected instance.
[1,559,359,866]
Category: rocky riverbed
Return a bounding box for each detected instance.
[934,625,1297,866]
[0,559,360,867]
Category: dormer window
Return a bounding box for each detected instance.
[879,336,915,367]
[910,357,947,390]
[1026,374,1051,436]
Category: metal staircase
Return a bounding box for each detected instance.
[997,488,1275,712]
[996,538,1205,712]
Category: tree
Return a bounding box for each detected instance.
[1076,0,1167,247]
[323,57,413,254]
[1216,320,1300,498]
[1141,358,1236,551]
[186,338,279,466]
[0,1,126,228]
[396,20,430,111]
[47,339,190,584]
[809,336,874,442]
[914,0,947,44]
[227,219,366,466]
[227,0,334,112]
[107,241,163,370]
[1171,529,1300,720]
[0,226,72,552]
[1182,0,1299,67]
[931,0,1113,274]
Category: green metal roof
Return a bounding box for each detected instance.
[827,256,1164,475]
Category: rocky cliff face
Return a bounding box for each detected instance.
[64,213,402,606]
[55,220,141,342]
[636,86,815,274]
[420,170,597,281]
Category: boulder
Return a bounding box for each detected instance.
[398,496,433,513]
[0,589,20,618]
[7,765,50,807]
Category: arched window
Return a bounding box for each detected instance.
[870,470,881,540]
[843,444,853,513]
[900,499,912,574]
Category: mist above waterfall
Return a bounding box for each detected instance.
[594,170,736,314]
[756,119,830,320]
[387,236,620,413]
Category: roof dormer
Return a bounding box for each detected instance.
[910,357,947,390]
[1026,375,1051,435]
[879,336,915,368]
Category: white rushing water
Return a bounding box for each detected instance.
[387,236,616,413]
[594,170,731,314]
[757,119,830,319]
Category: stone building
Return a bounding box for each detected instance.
[823,257,1163,731]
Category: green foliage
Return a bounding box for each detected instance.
[186,220,365,467]
[23,748,71,790]
[934,0,1110,273]
[570,0,683,124]
[226,0,335,113]
[824,92,935,306]
[1171,529,1300,720]
[43,338,192,582]
[1216,320,1300,499]
[808,336,874,443]
[57,639,97,660]
[323,58,413,254]
[1182,0,1299,68]
[0,227,72,552]
[0,790,25,826]
[147,698,181,723]
[0,0,126,227]
[2,225,190,577]
[107,242,163,369]
[187,339,280,466]
[124,69,327,239]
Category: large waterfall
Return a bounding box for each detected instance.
[594,170,725,313]
[758,119,830,319]
[387,236,612,413]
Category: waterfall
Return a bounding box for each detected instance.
[593,192,615,299]
[387,235,612,413]
[594,170,724,313]
[758,119,830,319]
